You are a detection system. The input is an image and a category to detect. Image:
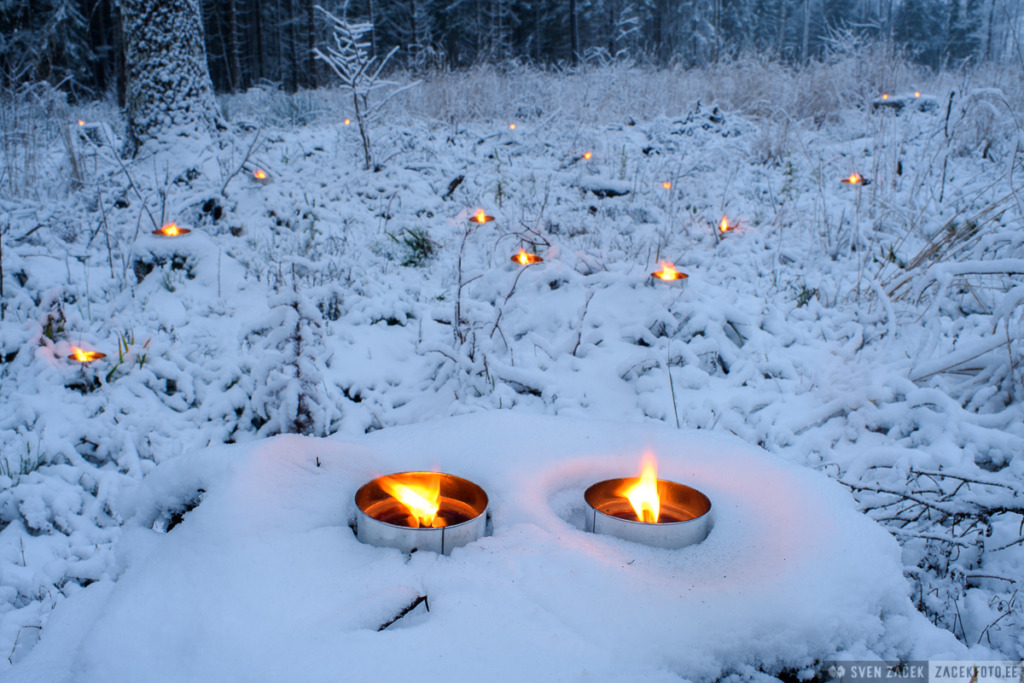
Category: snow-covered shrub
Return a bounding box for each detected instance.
[241,289,342,438]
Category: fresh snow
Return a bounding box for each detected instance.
[1,66,1023,675]
[2,414,966,682]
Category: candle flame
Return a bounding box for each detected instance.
[77,119,85,126]
[719,216,733,233]
[914,91,921,98]
[621,454,660,523]
[154,222,189,236]
[70,346,106,363]
[254,169,267,180]
[513,247,541,265]
[378,474,444,528]
[509,123,516,130]
[469,209,493,223]
[344,118,351,125]
[882,93,889,100]
[582,151,593,160]
[662,181,672,190]
[652,260,684,281]
[841,173,863,185]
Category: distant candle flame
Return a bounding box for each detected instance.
[77,120,85,126]
[153,222,190,236]
[509,123,516,130]
[378,474,444,528]
[582,151,593,160]
[662,181,672,190]
[914,91,921,98]
[652,260,686,281]
[719,216,734,233]
[620,454,660,523]
[70,346,106,363]
[882,93,889,100]
[469,209,493,223]
[254,169,267,180]
[513,247,542,265]
[344,118,351,125]
[841,173,863,185]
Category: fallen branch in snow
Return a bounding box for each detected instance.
[377,594,429,632]
[571,292,595,357]
[910,339,1012,382]
[886,191,1017,301]
[975,588,1019,646]
[847,479,1024,519]
[992,536,1024,552]
[840,480,969,518]
[443,175,464,199]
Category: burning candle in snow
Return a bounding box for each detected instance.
[881,93,889,100]
[584,453,713,548]
[70,346,106,363]
[650,260,688,285]
[718,216,736,234]
[662,182,672,190]
[153,222,191,237]
[344,118,351,125]
[841,173,865,185]
[468,209,494,224]
[509,123,517,130]
[512,247,543,265]
[355,472,489,555]
[77,119,86,126]
[582,151,593,160]
[914,91,921,98]
[253,169,267,180]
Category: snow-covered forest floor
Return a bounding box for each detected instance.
[2,51,1023,670]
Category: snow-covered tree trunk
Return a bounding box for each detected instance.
[121,0,223,156]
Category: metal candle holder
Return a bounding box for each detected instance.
[355,472,488,555]
[584,478,712,549]
[649,263,689,288]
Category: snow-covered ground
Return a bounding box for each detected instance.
[2,414,965,682]
[1,59,1023,674]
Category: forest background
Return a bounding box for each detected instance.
[2,0,1023,102]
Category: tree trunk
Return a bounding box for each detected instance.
[802,0,810,63]
[777,0,787,59]
[121,0,223,156]
[409,0,419,62]
[569,0,579,64]
[227,0,243,91]
[306,0,316,87]
[368,0,378,58]
[254,0,265,82]
[287,0,299,91]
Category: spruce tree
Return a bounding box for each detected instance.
[121,0,223,155]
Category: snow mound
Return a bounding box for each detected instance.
[7,413,960,682]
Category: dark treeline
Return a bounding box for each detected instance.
[1,0,1021,101]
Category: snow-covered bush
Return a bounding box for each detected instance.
[241,289,342,438]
